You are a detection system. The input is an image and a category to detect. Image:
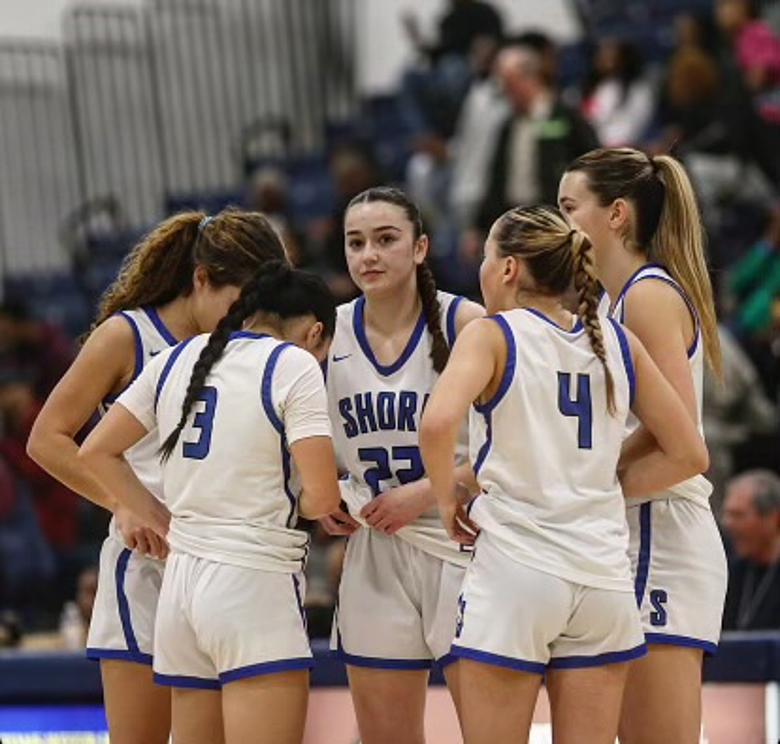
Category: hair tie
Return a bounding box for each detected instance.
[556,228,578,251]
[198,215,214,234]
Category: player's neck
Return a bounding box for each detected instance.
[363,285,422,337]
[599,246,648,306]
[514,292,570,326]
[154,296,200,340]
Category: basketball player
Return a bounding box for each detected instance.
[558,149,727,744]
[27,210,286,744]
[322,187,483,744]
[420,206,709,744]
[78,261,340,744]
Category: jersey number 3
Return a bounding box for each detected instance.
[557,372,592,449]
[183,386,218,460]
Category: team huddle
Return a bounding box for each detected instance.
[27,147,727,744]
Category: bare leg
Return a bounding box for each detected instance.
[100,660,171,744]
[346,665,429,744]
[456,659,542,744]
[170,687,224,744]
[546,662,629,744]
[618,646,704,744]
[221,670,309,744]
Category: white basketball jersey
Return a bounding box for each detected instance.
[469,308,635,592]
[327,292,470,567]
[603,263,712,507]
[119,332,331,573]
[100,307,179,540]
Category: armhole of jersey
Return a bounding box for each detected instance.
[607,318,636,409]
[625,275,700,358]
[103,312,143,405]
[445,295,465,348]
[154,338,195,413]
[473,315,516,414]
[261,342,293,435]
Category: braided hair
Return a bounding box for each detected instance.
[492,205,616,414]
[159,260,336,461]
[346,186,449,373]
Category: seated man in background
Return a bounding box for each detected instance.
[722,469,780,630]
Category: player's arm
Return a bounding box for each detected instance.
[620,329,709,499]
[421,319,501,544]
[283,351,341,520]
[78,401,170,545]
[618,280,699,469]
[26,316,137,511]
[454,298,487,332]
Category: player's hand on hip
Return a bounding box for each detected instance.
[360,482,428,534]
[439,500,478,546]
[319,508,360,536]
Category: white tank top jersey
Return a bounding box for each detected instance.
[326,291,471,567]
[468,308,636,592]
[602,263,712,508]
[117,331,332,573]
[98,307,180,540]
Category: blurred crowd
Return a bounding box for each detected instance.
[1,0,780,646]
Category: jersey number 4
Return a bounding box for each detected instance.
[182,386,218,460]
[358,446,424,496]
[557,372,592,449]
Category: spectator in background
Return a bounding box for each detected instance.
[581,39,654,147]
[703,326,778,513]
[469,43,598,245]
[722,470,780,630]
[401,0,503,139]
[0,301,74,399]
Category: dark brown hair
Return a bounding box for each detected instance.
[89,208,287,336]
[346,186,449,373]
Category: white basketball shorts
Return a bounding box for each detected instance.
[153,551,313,689]
[627,497,727,654]
[86,534,163,665]
[451,535,646,673]
[331,527,465,670]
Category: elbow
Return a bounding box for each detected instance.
[25,427,44,466]
[420,412,457,449]
[299,488,341,521]
[76,441,98,471]
[677,438,709,479]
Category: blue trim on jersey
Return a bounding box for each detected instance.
[353,295,427,376]
[437,653,458,669]
[634,502,652,608]
[117,311,144,384]
[446,296,464,348]
[472,412,492,476]
[229,331,271,341]
[630,274,700,358]
[86,647,153,666]
[473,315,516,414]
[143,306,178,346]
[610,262,666,320]
[261,343,297,525]
[547,643,647,669]
[608,319,636,408]
[261,343,293,434]
[450,645,546,675]
[114,548,140,655]
[153,673,221,690]
[220,657,315,684]
[522,307,584,334]
[644,633,718,656]
[154,338,194,412]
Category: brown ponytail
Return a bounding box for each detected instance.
[493,205,616,414]
[347,186,449,373]
[566,148,722,377]
[88,208,287,338]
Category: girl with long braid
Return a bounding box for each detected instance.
[321,187,483,743]
[420,205,709,744]
[78,261,341,744]
[27,209,286,744]
[558,148,727,744]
